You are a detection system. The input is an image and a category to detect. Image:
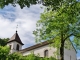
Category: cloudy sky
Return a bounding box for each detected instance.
[0,4,80,59]
[0,4,43,47]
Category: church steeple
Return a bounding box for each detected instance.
[7,31,24,45]
[7,31,24,53]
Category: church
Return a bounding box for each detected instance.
[7,31,77,60]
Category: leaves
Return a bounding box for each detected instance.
[34,1,80,45]
[0,0,39,8]
[0,46,10,60]
[33,1,80,60]
[0,0,79,9]
[0,46,57,60]
[0,38,9,46]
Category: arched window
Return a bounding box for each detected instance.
[9,45,11,49]
[44,50,48,57]
[16,44,19,51]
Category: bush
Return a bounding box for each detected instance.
[0,46,57,60]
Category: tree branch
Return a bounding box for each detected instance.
[64,33,73,41]
[74,34,80,37]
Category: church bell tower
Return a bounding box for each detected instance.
[7,31,24,53]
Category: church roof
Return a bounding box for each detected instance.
[7,31,24,45]
[19,39,77,53]
[19,41,50,53]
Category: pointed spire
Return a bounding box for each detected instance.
[7,31,24,45]
[16,30,17,33]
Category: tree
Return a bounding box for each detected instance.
[33,1,80,60]
[0,38,9,46]
[8,52,24,60]
[0,46,24,60]
[0,46,10,60]
[24,53,56,60]
[0,0,78,9]
[0,0,38,8]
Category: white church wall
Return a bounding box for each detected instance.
[63,39,77,60]
[22,44,77,60]
[12,41,22,50]
[23,45,57,58]
[64,47,76,60]
[7,42,14,53]
[7,41,22,53]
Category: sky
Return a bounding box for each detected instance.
[0,4,80,59]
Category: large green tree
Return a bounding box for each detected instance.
[33,1,80,60]
[0,0,78,9]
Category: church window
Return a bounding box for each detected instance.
[44,50,48,57]
[16,44,19,51]
[9,45,11,49]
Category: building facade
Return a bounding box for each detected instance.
[7,31,77,60]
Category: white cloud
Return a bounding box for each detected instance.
[0,4,43,48]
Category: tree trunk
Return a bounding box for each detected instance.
[60,31,64,60]
[60,41,64,60]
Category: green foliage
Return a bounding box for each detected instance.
[33,0,80,50]
[0,46,56,60]
[0,46,10,60]
[24,54,57,60]
[25,54,38,60]
[0,0,79,9]
[0,0,39,8]
[73,36,80,50]
[0,38,9,46]
[33,1,80,60]
[8,52,24,60]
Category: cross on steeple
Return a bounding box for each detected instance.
[16,24,18,32]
